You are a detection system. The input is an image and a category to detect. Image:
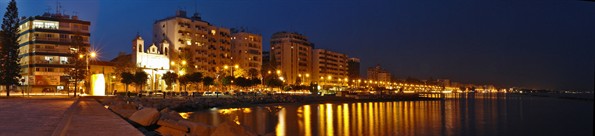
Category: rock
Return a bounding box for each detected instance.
[210,121,257,136]
[156,126,188,136]
[178,120,214,136]
[157,119,189,132]
[129,108,160,126]
[109,103,138,118]
[159,108,184,121]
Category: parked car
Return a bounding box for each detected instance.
[203,91,216,96]
[153,90,164,96]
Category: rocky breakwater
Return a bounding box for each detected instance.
[100,97,258,136]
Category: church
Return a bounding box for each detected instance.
[131,35,172,92]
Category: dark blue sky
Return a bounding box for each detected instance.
[8,0,595,91]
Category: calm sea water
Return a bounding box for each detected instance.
[182,93,593,136]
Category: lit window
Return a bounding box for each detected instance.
[60,57,68,64]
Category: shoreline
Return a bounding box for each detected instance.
[204,97,441,112]
[170,94,441,112]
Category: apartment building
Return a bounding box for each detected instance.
[231,30,262,77]
[153,10,232,77]
[18,13,91,92]
[312,49,348,86]
[270,31,313,84]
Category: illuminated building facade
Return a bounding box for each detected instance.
[312,49,348,85]
[231,30,263,77]
[132,36,171,91]
[88,61,116,95]
[270,31,313,84]
[17,13,90,93]
[153,10,232,77]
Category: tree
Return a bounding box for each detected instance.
[162,71,178,90]
[133,71,148,92]
[295,77,302,85]
[120,72,134,97]
[68,35,87,97]
[0,0,20,97]
[232,68,246,78]
[187,72,203,92]
[221,76,234,86]
[247,68,259,79]
[264,75,283,90]
[178,74,190,92]
[202,76,214,91]
[235,77,251,89]
[250,78,261,87]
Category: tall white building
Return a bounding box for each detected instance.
[153,10,232,77]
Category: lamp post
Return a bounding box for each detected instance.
[81,51,96,95]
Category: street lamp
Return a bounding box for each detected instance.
[298,74,303,85]
[305,73,310,84]
[81,51,97,95]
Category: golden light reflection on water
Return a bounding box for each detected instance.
[184,93,524,136]
[325,104,334,136]
[178,112,191,119]
[304,105,311,136]
[357,103,363,136]
[342,103,349,136]
[276,108,286,136]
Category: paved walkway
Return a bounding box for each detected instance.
[58,98,143,136]
[0,97,143,136]
[0,98,74,136]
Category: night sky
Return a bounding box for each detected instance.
[7,0,595,91]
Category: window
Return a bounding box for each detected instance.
[60,57,68,64]
[33,22,44,28]
[82,25,89,31]
[45,56,53,63]
[33,21,58,29]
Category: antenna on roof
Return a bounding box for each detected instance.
[45,6,52,14]
[194,0,198,13]
[56,1,62,15]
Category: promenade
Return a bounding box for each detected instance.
[0,97,143,136]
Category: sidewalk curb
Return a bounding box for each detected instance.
[51,97,80,136]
